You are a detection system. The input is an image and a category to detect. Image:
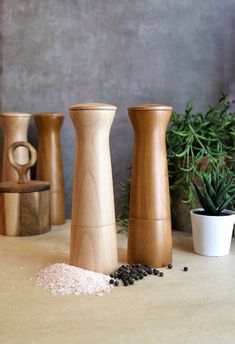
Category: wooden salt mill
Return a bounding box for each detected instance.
[34,113,66,225]
[0,112,31,181]
[127,104,173,267]
[0,142,50,236]
[69,103,118,274]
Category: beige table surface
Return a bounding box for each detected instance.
[0,221,235,344]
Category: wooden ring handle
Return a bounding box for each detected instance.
[8,141,37,184]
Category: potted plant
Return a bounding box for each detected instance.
[191,169,235,256]
[118,93,235,232]
[167,92,235,231]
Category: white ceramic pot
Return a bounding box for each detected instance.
[190,208,235,257]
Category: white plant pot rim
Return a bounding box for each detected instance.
[190,208,235,257]
[190,208,235,218]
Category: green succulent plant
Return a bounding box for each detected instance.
[192,169,235,216]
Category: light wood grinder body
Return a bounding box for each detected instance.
[69,103,118,274]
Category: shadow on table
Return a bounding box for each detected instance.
[173,234,194,254]
[118,247,127,264]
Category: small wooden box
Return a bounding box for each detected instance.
[0,181,50,236]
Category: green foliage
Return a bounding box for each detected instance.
[167,92,235,207]
[116,178,130,231]
[118,92,235,229]
[192,169,235,215]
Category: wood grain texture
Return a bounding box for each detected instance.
[0,180,50,193]
[69,103,118,273]
[34,113,65,225]
[128,218,172,267]
[70,224,118,274]
[20,190,50,236]
[0,113,31,181]
[127,104,173,267]
[0,190,50,236]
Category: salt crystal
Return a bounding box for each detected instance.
[36,263,113,296]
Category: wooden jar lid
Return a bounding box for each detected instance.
[128,104,173,111]
[0,141,50,193]
[0,181,50,193]
[69,103,117,111]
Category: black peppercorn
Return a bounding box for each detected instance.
[183,266,188,271]
[110,274,114,278]
[153,269,159,275]
[121,274,127,281]
[168,264,173,269]
[159,272,164,277]
[114,280,119,286]
[123,280,129,286]
[109,279,115,284]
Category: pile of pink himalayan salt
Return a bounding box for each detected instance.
[36,263,113,296]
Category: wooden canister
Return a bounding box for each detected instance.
[0,112,31,181]
[0,142,50,236]
[34,112,66,225]
[69,103,118,274]
[127,104,173,267]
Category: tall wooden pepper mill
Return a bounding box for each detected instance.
[69,103,118,274]
[0,113,31,181]
[34,113,66,225]
[127,104,173,267]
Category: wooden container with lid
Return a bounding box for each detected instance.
[0,142,51,236]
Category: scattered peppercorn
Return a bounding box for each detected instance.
[153,269,159,275]
[109,262,191,286]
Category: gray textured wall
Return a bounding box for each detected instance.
[1,0,235,217]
